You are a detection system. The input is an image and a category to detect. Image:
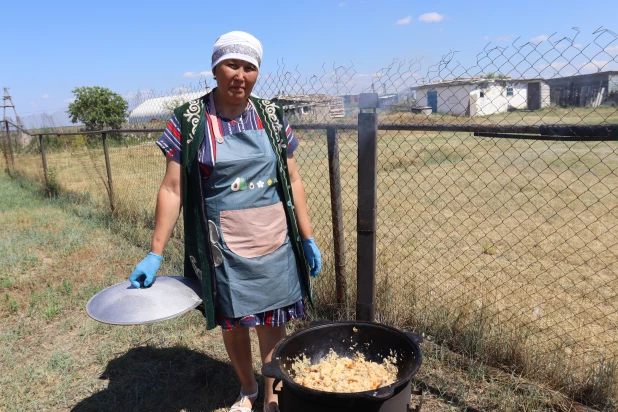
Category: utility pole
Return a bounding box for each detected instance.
[2,88,24,128]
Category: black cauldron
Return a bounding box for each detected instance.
[262,321,423,411]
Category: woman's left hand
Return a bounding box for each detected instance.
[302,238,322,278]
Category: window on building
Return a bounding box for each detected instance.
[506,86,514,97]
[302,106,309,114]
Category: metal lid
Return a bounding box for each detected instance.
[86,276,203,325]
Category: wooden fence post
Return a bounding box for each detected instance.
[5,120,14,170]
[39,135,50,193]
[102,132,116,212]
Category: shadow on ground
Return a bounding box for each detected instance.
[72,346,263,412]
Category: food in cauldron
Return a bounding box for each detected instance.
[290,348,398,393]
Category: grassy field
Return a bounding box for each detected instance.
[1,173,597,411]
[5,106,618,409]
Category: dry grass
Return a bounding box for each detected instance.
[0,173,573,411]
[0,174,289,411]
[380,105,618,126]
[5,107,618,409]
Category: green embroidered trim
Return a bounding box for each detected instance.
[174,95,217,330]
[183,98,204,144]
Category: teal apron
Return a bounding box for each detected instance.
[203,95,304,318]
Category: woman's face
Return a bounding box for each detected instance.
[214,59,258,104]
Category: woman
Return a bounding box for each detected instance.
[129,31,322,412]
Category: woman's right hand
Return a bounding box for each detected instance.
[129,252,163,288]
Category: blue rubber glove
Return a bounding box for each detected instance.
[302,238,322,278]
[129,252,163,288]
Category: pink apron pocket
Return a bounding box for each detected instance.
[220,202,287,258]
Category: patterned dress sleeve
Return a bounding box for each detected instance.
[283,117,299,155]
[155,114,182,164]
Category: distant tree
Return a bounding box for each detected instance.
[484,72,508,79]
[67,86,128,131]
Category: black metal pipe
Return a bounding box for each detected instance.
[30,122,618,140]
[294,122,618,138]
[473,131,618,141]
[326,127,347,309]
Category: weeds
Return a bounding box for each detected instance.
[481,242,497,255]
[46,167,61,197]
[47,352,74,373]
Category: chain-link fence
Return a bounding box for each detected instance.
[3,28,618,408]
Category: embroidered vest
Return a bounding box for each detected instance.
[174,92,313,330]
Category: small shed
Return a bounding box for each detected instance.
[272,94,345,122]
[411,78,550,117]
[546,71,618,107]
[378,94,399,110]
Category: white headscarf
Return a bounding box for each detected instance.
[211,31,263,71]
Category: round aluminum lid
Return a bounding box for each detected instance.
[86,276,203,325]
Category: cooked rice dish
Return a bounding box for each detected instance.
[290,349,398,393]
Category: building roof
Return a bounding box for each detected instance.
[273,93,342,103]
[545,70,618,83]
[410,77,546,90]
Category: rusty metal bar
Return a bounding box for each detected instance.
[102,133,116,212]
[39,135,50,193]
[5,120,14,169]
[356,95,379,322]
[4,119,32,136]
[326,126,347,309]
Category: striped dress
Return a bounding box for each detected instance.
[156,98,305,330]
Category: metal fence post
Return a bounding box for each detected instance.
[5,120,14,170]
[102,132,116,212]
[39,135,50,192]
[327,126,347,309]
[356,93,379,322]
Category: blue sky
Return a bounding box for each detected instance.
[2,0,618,123]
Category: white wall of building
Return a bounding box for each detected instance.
[414,80,549,117]
[472,84,508,116]
[416,85,471,115]
[507,83,528,109]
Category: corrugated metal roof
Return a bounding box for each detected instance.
[545,71,618,84]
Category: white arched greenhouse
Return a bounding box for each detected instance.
[128,91,208,125]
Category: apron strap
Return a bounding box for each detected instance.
[208,92,224,142]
